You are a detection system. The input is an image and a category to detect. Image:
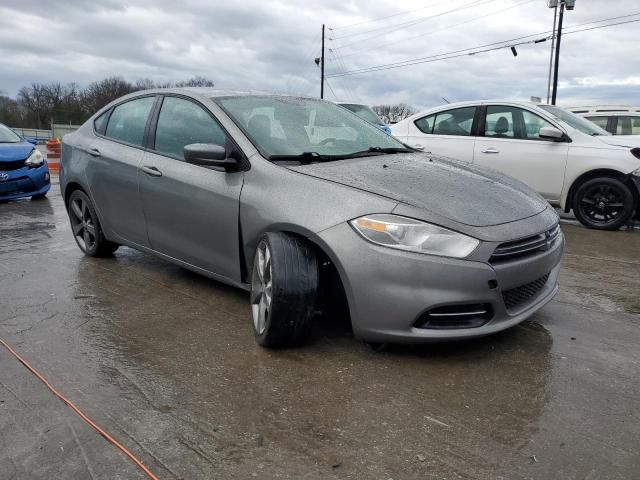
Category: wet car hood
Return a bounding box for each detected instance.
[288,153,548,227]
[0,141,34,162]
[595,135,640,148]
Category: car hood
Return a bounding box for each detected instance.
[0,141,33,162]
[288,153,548,227]
[595,135,640,148]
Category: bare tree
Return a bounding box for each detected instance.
[174,76,215,88]
[17,83,50,129]
[80,76,136,115]
[3,76,217,128]
[373,103,416,124]
[0,95,23,126]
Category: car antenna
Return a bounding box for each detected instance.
[441,97,451,104]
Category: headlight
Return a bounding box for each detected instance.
[25,149,44,167]
[350,214,479,258]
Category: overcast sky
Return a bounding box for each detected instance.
[0,0,638,110]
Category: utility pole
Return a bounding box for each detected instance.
[320,24,325,99]
[546,5,558,103]
[548,0,575,105]
[551,2,564,105]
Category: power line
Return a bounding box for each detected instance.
[337,0,536,59]
[330,0,497,48]
[330,0,453,30]
[325,78,339,100]
[330,32,553,77]
[564,16,640,35]
[327,48,358,101]
[328,13,640,78]
[327,36,551,77]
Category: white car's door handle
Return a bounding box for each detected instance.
[413,144,425,151]
[481,148,499,154]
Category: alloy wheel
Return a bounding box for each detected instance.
[578,184,626,226]
[69,196,96,252]
[251,241,273,335]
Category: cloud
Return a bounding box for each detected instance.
[0,0,638,110]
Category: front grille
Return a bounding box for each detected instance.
[0,178,36,196]
[0,160,27,171]
[415,303,493,329]
[490,225,560,263]
[502,274,550,311]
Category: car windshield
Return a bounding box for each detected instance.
[216,96,409,161]
[539,105,611,136]
[339,103,384,126]
[0,124,21,143]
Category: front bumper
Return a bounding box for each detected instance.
[314,222,564,343]
[0,163,50,201]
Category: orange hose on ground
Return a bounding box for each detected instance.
[0,338,160,480]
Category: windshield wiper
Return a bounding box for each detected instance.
[268,146,413,163]
[331,146,414,159]
[268,152,335,163]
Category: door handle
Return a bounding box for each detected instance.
[481,148,499,154]
[141,165,163,177]
[87,148,101,157]
[413,144,425,151]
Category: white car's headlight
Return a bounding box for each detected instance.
[350,214,479,258]
[25,149,44,167]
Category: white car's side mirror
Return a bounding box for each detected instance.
[539,126,565,141]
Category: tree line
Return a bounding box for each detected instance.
[372,103,416,124]
[0,76,215,129]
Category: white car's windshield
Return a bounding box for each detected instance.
[0,124,21,143]
[539,105,611,136]
[216,96,409,160]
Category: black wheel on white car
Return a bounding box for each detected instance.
[573,177,635,230]
[67,190,119,257]
[250,233,319,348]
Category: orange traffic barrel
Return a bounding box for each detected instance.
[46,139,61,172]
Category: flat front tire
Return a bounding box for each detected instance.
[573,177,635,230]
[250,233,319,348]
[67,190,119,257]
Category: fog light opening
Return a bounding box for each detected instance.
[414,304,493,330]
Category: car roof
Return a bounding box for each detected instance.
[402,99,545,121]
[128,87,320,100]
[576,111,640,116]
[566,105,640,113]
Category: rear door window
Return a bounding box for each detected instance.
[485,106,516,138]
[414,114,435,134]
[433,107,476,136]
[616,116,640,135]
[104,97,156,146]
[94,110,111,135]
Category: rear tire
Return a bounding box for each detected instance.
[250,233,319,348]
[67,190,119,257]
[572,177,635,230]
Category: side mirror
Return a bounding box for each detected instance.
[539,126,564,141]
[25,137,38,145]
[184,143,238,171]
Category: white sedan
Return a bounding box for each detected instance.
[391,100,640,230]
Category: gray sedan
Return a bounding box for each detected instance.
[60,89,564,348]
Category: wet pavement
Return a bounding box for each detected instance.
[1,176,639,480]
